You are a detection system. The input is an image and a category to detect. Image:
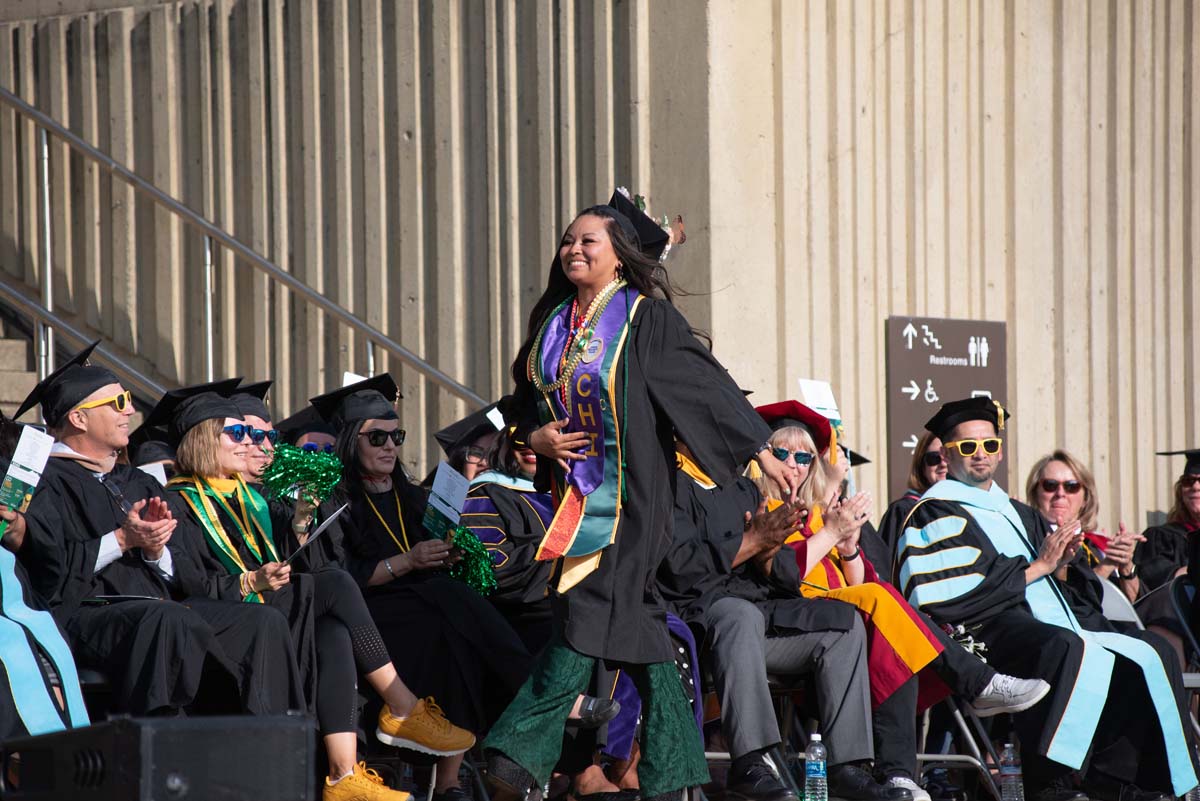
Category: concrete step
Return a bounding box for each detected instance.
[0,338,30,372]
[0,370,37,405]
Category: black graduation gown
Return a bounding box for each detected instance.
[165,483,318,714]
[338,480,532,733]
[877,490,922,579]
[515,298,772,665]
[461,479,555,652]
[657,472,857,642]
[21,458,301,717]
[1136,521,1190,592]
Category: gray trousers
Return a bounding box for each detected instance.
[704,596,874,767]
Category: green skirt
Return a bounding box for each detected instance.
[483,639,709,798]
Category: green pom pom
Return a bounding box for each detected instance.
[262,443,344,505]
[447,525,497,596]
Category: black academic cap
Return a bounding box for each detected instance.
[231,380,273,422]
[841,445,871,467]
[276,405,336,445]
[925,397,1010,440]
[131,439,176,467]
[434,401,505,456]
[309,373,400,432]
[142,378,244,446]
[15,340,121,425]
[1157,449,1200,475]
[605,189,671,261]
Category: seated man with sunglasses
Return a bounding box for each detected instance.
[14,344,305,719]
[897,398,1197,801]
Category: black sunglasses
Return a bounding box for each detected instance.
[359,429,406,447]
[1040,478,1083,495]
[301,442,336,454]
[249,428,279,446]
[922,451,946,467]
[771,447,814,466]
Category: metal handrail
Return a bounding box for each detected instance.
[0,84,486,406]
[0,280,168,401]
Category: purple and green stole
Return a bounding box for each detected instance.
[530,286,643,586]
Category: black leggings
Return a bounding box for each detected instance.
[311,569,391,734]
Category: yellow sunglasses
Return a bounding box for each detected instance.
[943,437,1002,457]
[75,389,133,413]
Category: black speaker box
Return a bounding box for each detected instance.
[0,714,316,801]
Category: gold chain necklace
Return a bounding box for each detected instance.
[529,277,626,399]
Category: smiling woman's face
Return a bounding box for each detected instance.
[558,214,619,291]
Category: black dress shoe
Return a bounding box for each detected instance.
[1030,776,1089,801]
[569,696,621,729]
[922,776,967,801]
[827,764,913,801]
[1081,774,1170,801]
[725,758,798,801]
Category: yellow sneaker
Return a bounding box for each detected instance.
[324,761,411,801]
[377,696,476,756]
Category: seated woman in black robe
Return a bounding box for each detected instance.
[312,375,543,801]
[160,388,473,801]
[876,430,946,566]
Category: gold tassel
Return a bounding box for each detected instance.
[993,400,1006,431]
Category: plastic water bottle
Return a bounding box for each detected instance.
[804,732,827,801]
[999,743,1025,801]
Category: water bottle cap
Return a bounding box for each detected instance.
[811,734,822,742]
[1003,743,1014,749]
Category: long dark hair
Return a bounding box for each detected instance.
[510,210,675,388]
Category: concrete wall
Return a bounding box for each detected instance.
[0,0,1196,528]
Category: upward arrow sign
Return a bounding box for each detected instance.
[902,322,918,349]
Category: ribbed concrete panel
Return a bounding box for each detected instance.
[0,0,1195,532]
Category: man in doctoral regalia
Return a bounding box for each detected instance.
[896,397,1197,801]
[14,342,304,717]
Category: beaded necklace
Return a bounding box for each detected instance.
[530,277,626,410]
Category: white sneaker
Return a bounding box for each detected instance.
[886,775,931,801]
[971,673,1051,718]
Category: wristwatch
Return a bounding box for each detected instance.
[1119,565,1138,580]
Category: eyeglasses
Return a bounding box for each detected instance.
[359,429,406,447]
[922,451,946,467]
[248,428,279,446]
[464,447,487,464]
[771,447,814,466]
[223,424,250,443]
[943,437,1002,457]
[76,389,132,413]
[301,442,335,454]
[1181,475,1200,489]
[1040,478,1083,495]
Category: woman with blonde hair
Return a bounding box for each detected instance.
[1024,450,1140,602]
[753,401,1047,799]
[158,386,474,801]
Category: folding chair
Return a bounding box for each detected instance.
[1100,578,1145,629]
[1166,576,1200,740]
[915,697,1002,801]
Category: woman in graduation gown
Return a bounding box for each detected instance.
[162,389,473,801]
[876,431,946,565]
[461,424,556,651]
[315,375,537,801]
[756,401,1048,795]
[1141,451,1200,594]
[0,416,90,739]
[483,190,800,801]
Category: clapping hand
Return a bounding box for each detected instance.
[1100,521,1143,570]
[118,498,177,559]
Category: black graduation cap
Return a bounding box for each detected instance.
[131,439,176,467]
[231,380,273,422]
[925,397,1010,440]
[841,445,871,467]
[434,401,506,456]
[142,378,244,446]
[15,340,120,425]
[276,405,335,445]
[309,373,400,432]
[1157,449,1200,476]
[606,189,671,261]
